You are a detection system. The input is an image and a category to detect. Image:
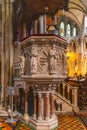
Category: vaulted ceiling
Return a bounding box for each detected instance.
[13,0,87,34]
[13,0,69,32]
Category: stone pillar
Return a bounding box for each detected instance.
[39,15,44,34]
[57,84,60,93]
[73,88,78,107]
[50,93,55,118]
[38,93,42,120]
[24,93,29,121]
[35,20,38,34]
[63,86,65,97]
[33,93,36,119]
[22,23,27,39]
[45,93,49,120]
[15,95,18,110]
[73,87,79,112]
[68,87,70,100]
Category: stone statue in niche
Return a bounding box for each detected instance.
[50,45,57,74]
[30,46,38,74]
[19,56,25,75]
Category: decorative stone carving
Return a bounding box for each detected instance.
[50,45,57,74]
[20,36,67,77]
[30,46,37,74]
[37,47,48,73]
[19,56,25,75]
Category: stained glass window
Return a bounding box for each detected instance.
[73,27,76,36]
[60,21,65,36]
[66,23,71,37]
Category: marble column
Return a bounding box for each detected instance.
[35,20,38,34]
[22,23,27,39]
[45,93,49,120]
[24,93,29,121]
[73,88,78,107]
[39,15,44,34]
[15,95,18,110]
[63,86,65,97]
[25,93,28,113]
[33,93,36,119]
[38,93,42,120]
[50,93,55,118]
[67,87,70,100]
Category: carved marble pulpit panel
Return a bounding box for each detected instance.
[20,35,68,78]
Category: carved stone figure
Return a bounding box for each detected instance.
[30,46,38,74]
[19,56,25,75]
[50,45,57,73]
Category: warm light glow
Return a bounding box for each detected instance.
[66,52,81,77]
[56,9,65,16]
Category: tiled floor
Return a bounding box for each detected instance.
[57,115,87,130]
[0,115,86,130]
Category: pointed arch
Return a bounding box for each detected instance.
[60,21,65,36]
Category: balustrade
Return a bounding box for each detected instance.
[56,81,79,108]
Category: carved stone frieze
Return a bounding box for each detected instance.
[31,82,59,92]
[20,35,67,77]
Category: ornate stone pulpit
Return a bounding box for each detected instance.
[20,35,67,130]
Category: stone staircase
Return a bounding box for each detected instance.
[54,81,79,114]
[54,93,74,114]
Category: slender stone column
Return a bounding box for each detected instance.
[68,87,70,100]
[58,84,60,93]
[15,95,18,110]
[63,86,65,97]
[73,87,79,112]
[72,89,74,104]
[25,93,28,114]
[35,20,38,34]
[24,93,29,121]
[22,23,27,39]
[39,15,44,34]
[73,88,78,107]
[33,93,36,119]
[50,93,55,118]
[45,93,49,120]
[38,93,42,120]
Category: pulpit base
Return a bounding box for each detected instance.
[29,116,58,130]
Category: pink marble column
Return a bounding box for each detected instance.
[45,93,49,120]
[50,93,55,118]
[34,93,36,119]
[38,93,42,120]
[25,93,28,114]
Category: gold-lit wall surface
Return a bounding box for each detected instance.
[66,37,87,77]
[66,52,81,77]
